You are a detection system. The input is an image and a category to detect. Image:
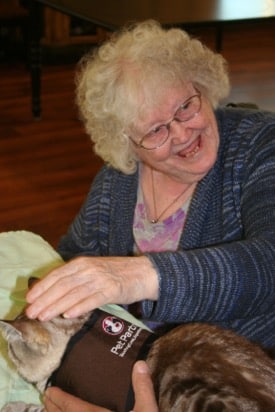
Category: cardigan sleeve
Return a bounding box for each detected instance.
[142,111,275,330]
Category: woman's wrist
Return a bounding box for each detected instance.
[112,255,159,302]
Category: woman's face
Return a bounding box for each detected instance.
[131,84,219,184]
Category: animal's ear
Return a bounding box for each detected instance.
[0,318,51,356]
[0,320,23,343]
[28,277,40,289]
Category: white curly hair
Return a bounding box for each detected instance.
[76,20,230,174]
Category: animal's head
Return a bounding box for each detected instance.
[0,311,90,390]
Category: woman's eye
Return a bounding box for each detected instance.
[148,125,164,137]
[180,101,191,112]
[153,126,162,134]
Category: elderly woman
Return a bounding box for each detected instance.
[26,20,275,410]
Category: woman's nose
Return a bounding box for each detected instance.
[169,120,192,144]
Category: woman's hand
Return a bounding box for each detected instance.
[43,361,158,412]
[26,256,158,321]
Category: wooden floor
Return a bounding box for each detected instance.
[1,21,275,248]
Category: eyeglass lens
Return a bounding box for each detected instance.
[139,93,201,150]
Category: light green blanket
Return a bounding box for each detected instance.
[0,231,148,409]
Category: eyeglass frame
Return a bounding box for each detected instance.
[129,89,202,150]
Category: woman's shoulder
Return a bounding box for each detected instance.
[88,164,139,199]
[214,106,275,178]
[216,106,275,149]
[216,105,275,131]
[95,164,139,183]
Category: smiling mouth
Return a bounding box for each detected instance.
[178,137,201,158]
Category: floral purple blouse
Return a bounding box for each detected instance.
[133,185,191,254]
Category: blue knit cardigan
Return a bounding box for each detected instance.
[58,107,275,348]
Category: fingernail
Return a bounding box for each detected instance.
[135,361,150,374]
[38,312,52,322]
[25,307,37,319]
[26,289,37,303]
[27,307,49,322]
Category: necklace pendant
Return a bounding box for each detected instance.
[150,219,158,224]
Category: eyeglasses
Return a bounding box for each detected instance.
[130,90,201,150]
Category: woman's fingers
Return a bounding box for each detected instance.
[44,387,110,412]
[26,260,91,320]
[26,257,118,320]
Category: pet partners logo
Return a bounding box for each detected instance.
[102,315,143,357]
[102,316,125,336]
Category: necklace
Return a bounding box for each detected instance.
[150,169,189,224]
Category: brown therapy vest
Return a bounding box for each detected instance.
[50,309,155,412]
